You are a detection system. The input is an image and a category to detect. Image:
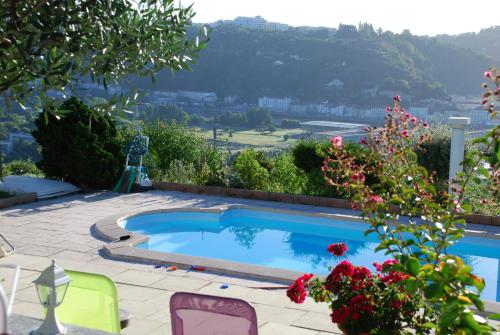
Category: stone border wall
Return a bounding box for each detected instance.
[0,192,37,210]
[152,181,500,227]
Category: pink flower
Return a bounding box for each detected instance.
[422,122,429,129]
[403,112,411,119]
[327,243,348,256]
[410,117,417,124]
[351,172,365,183]
[369,195,383,204]
[484,71,492,78]
[359,137,368,145]
[386,106,392,113]
[330,136,343,149]
[401,130,409,138]
[393,95,401,102]
[482,99,488,105]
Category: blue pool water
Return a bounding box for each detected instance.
[121,209,500,302]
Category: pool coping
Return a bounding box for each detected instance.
[94,204,500,314]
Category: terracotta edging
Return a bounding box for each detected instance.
[152,181,499,226]
[0,192,37,209]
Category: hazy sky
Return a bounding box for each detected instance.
[187,0,500,36]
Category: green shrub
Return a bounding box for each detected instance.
[194,146,230,187]
[413,124,472,181]
[267,152,306,194]
[160,160,196,184]
[32,97,124,189]
[4,159,42,176]
[143,120,205,179]
[234,149,269,190]
[463,180,500,216]
[292,140,324,173]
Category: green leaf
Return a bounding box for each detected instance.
[406,257,420,276]
[424,282,444,299]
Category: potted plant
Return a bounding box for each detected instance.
[287,243,429,335]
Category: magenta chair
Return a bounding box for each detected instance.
[170,292,258,335]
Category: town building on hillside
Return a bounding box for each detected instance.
[258,96,292,112]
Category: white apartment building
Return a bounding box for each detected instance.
[258,97,292,111]
[470,107,490,126]
[232,16,290,31]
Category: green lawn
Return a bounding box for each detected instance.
[203,128,308,150]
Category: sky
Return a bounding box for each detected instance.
[186,0,500,36]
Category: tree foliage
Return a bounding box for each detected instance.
[32,97,124,189]
[0,0,209,114]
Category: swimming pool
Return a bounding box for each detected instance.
[120,208,500,302]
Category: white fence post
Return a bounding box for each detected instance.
[448,117,470,193]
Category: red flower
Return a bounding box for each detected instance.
[381,271,408,285]
[401,129,409,138]
[330,136,343,149]
[391,299,403,309]
[331,306,351,324]
[327,243,348,257]
[359,137,368,145]
[393,95,401,102]
[352,266,372,282]
[349,294,374,314]
[325,260,354,292]
[286,280,307,304]
[287,273,313,304]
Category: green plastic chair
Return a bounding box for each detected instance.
[53,270,121,334]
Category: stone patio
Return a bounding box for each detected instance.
[1,190,499,334]
[0,190,355,334]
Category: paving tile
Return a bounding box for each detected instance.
[113,269,167,287]
[116,284,166,302]
[292,312,342,333]
[149,275,209,292]
[195,282,253,299]
[121,318,164,335]
[254,303,307,325]
[259,322,320,335]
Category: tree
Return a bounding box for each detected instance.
[0,0,209,114]
[246,108,272,128]
[32,97,124,189]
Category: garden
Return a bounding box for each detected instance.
[0,0,499,333]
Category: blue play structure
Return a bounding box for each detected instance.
[113,135,152,193]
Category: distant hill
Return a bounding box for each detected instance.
[436,26,500,61]
[136,24,499,105]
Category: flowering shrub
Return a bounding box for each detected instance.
[287,244,426,334]
[315,79,500,334]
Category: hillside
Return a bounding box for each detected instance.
[436,26,500,61]
[137,24,499,105]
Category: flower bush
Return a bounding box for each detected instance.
[287,243,426,334]
[314,90,500,334]
[288,72,500,334]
